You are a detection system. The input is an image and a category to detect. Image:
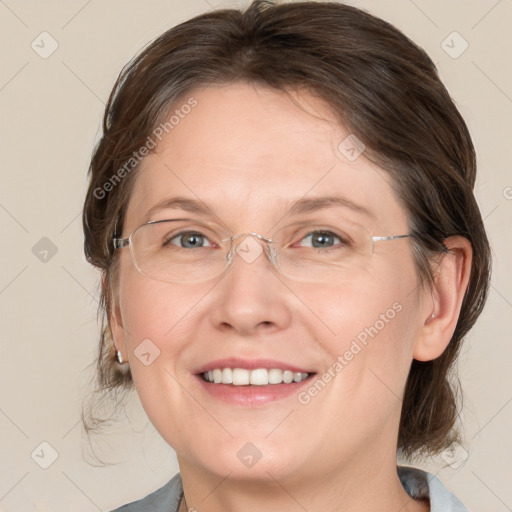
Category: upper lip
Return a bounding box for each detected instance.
[193,358,316,375]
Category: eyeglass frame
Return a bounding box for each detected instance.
[112,218,414,283]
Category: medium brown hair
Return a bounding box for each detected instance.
[82,0,491,459]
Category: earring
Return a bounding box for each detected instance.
[116,350,125,364]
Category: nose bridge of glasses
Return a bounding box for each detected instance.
[231,232,273,244]
[227,232,278,266]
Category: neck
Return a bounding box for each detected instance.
[177,453,429,512]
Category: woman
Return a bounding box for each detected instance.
[82,1,491,511]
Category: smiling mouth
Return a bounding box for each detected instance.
[200,367,315,386]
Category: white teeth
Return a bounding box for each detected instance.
[201,368,310,385]
[249,368,268,385]
[283,370,294,384]
[221,368,233,384]
[232,368,250,385]
[268,368,283,384]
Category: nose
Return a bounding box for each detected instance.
[208,234,292,336]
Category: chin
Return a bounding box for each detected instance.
[195,438,307,482]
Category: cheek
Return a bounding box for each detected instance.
[304,254,421,395]
[116,275,208,444]
[116,271,200,390]
[118,267,204,344]
[299,267,417,349]
[293,286,419,455]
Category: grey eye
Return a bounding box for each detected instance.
[299,231,344,249]
[168,231,213,249]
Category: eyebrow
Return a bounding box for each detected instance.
[144,195,376,222]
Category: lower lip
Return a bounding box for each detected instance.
[194,374,315,406]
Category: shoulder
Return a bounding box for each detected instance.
[109,472,183,512]
[398,465,469,512]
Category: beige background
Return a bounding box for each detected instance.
[0,0,511,510]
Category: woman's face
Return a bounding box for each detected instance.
[111,81,430,484]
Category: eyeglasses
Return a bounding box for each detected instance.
[112,218,413,284]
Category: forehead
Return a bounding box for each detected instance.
[124,82,408,234]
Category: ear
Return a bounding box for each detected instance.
[102,272,127,360]
[413,236,473,361]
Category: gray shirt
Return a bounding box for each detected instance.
[110,465,469,511]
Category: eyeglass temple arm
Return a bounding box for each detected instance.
[113,238,130,250]
[372,234,412,242]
